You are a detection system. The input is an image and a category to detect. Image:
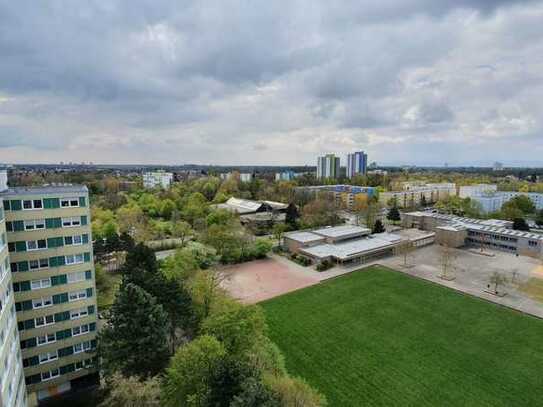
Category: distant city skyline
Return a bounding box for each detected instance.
[1,1,543,166]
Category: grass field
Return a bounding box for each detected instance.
[262,266,543,406]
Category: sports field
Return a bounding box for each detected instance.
[262,266,543,406]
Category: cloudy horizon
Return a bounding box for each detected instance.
[1,1,543,167]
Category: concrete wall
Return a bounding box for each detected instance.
[435,228,467,248]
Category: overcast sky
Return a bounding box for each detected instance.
[1,1,543,166]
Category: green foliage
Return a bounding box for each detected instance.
[162,335,227,407]
[230,377,280,407]
[372,219,385,234]
[536,210,543,226]
[512,217,530,231]
[206,208,235,226]
[315,260,333,272]
[99,374,161,407]
[387,206,401,222]
[506,195,536,214]
[265,375,327,407]
[301,198,341,228]
[435,196,482,218]
[285,203,300,229]
[201,305,267,357]
[98,282,170,378]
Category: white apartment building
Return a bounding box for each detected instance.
[460,184,543,214]
[0,180,28,407]
[142,171,173,189]
[458,184,498,198]
[380,183,457,208]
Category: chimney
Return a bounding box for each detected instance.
[0,169,8,192]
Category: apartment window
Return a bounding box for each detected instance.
[69,290,87,302]
[35,315,54,327]
[22,199,43,210]
[29,258,49,270]
[24,219,46,231]
[62,217,81,227]
[26,239,47,251]
[65,254,84,265]
[61,198,79,208]
[70,307,88,320]
[31,279,51,290]
[73,341,92,354]
[72,324,90,337]
[32,296,53,309]
[39,351,58,364]
[37,333,56,346]
[67,271,86,284]
[41,368,60,382]
[65,235,83,246]
[529,240,539,247]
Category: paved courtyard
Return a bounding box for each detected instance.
[221,257,320,304]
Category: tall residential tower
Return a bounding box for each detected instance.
[317,154,340,179]
[0,172,98,405]
[0,185,28,407]
[346,151,368,179]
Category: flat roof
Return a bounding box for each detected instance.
[313,225,371,239]
[301,233,402,260]
[0,184,88,196]
[284,231,325,244]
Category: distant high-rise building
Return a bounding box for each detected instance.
[317,154,340,179]
[493,162,504,171]
[346,151,368,179]
[142,171,174,189]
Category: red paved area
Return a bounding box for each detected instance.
[222,258,320,304]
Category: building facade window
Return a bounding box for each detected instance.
[23,200,43,210]
[60,198,79,208]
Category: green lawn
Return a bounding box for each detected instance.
[262,266,543,407]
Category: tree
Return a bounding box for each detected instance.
[396,240,415,268]
[191,268,229,320]
[99,374,161,407]
[98,282,170,378]
[506,195,536,214]
[273,223,289,246]
[300,198,340,228]
[252,239,273,259]
[438,243,456,281]
[285,203,300,229]
[265,375,327,407]
[536,210,543,227]
[172,220,193,247]
[162,335,226,407]
[512,217,530,231]
[361,201,380,230]
[387,206,401,223]
[489,271,508,295]
[230,378,279,407]
[372,219,385,234]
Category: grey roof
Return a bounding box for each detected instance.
[300,233,402,260]
[0,184,88,197]
[312,225,371,239]
[284,231,325,244]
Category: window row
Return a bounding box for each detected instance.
[5,216,88,232]
[4,196,86,211]
[8,234,89,252]
[15,288,93,312]
[13,271,92,292]
[10,253,91,273]
[23,340,97,368]
[25,357,96,385]
[20,323,96,350]
[17,306,95,332]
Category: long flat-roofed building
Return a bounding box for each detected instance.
[284,225,434,267]
[0,189,28,407]
[0,176,98,405]
[380,183,456,208]
[403,211,543,257]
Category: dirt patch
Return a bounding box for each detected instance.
[222,258,320,304]
[518,277,543,302]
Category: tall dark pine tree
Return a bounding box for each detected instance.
[387,206,401,222]
[98,282,170,378]
[123,243,197,348]
[372,219,386,234]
